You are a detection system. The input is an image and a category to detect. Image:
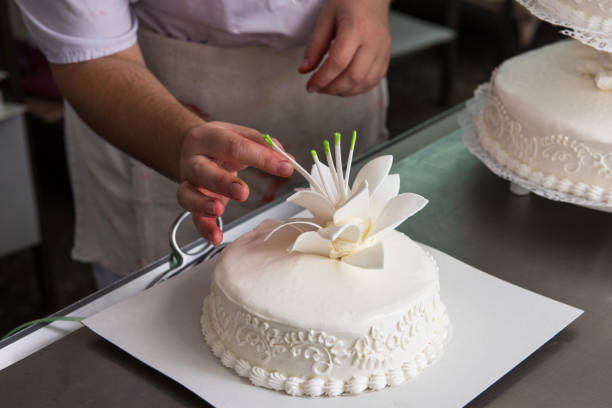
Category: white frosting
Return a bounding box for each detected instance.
[201,220,450,396]
[477,40,612,201]
[214,220,439,333]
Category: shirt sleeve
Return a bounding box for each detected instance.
[14,0,138,64]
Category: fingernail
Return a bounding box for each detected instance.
[230,182,244,200]
[209,230,218,245]
[307,84,316,93]
[278,161,293,175]
[299,58,309,70]
[205,201,216,215]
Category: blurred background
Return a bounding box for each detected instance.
[0,0,564,335]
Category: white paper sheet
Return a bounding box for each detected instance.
[83,245,582,407]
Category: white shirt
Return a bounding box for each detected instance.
[15,0,324,64]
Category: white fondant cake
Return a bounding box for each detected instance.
[201,221,449,397]
[477,40,612,204]
[200,136,450,397]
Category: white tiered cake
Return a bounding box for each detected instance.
[201,134,450,397]
[469,1,612,206]
[478,40,612,203]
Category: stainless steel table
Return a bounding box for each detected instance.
[1,105,610,407]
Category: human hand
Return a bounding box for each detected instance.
[177,122,293,245]
[299,0,392,97]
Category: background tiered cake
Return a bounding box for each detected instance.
[462,0,612,208]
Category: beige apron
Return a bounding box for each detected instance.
[65,28,388,276]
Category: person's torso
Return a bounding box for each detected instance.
[132,0,325,48]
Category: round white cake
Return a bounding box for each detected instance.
[477,40,612,204]
[201,219,449,397]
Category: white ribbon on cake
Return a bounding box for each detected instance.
[262,133,428,269]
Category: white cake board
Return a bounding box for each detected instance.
[83,244,582,408]
[459,84,612,213]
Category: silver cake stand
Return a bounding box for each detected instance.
[459,84,612,214]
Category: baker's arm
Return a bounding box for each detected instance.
[51,44,293,244]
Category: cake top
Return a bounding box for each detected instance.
[495,40,612,143]
[214,220,438,333]
[261,132,428,269]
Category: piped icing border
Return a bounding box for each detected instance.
[461,83,612,207]
[200,251,450,397]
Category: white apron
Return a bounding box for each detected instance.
[65,28,388,276]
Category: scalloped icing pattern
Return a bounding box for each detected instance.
[516,0,612,52]
[476,81,612,205]
[200,252,450,397]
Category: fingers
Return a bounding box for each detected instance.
[178,182,225,245]
[177,181,225,217]
[193,215,223,245]
[299,7,335,74]
[306,22,360,93]
[182,156,250,202]
[223,123,287,152]
[323,48,389,97]
[320,46,371,96]
[206,128,294,177]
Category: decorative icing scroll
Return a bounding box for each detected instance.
[209,283,447,376]
[201,289,450,397]
[460,83,612,207]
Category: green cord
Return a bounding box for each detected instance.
[2,316,84,341]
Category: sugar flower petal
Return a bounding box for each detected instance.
[264,219,322,242]
[367,193,428,240]
[287,190,334,221]
[318,223,362,243]
[333,181,369,225]
[290,231,333,257]
[343,241,384,269]
[350,155,393,196]
[368,174,400,223]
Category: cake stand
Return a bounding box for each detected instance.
[459,84,612,213]
[516,0,612,53]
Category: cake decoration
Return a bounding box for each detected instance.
[575,51,612,90]
[262,132,428,269]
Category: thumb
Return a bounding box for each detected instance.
[299,9,335,74]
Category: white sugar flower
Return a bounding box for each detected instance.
[262,132,428,269]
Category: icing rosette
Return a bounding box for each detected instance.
[262,132,428,269]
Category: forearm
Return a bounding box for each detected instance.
[50,44,203,181]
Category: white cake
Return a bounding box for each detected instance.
[477,40,612,204]
[200,141,450,397]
